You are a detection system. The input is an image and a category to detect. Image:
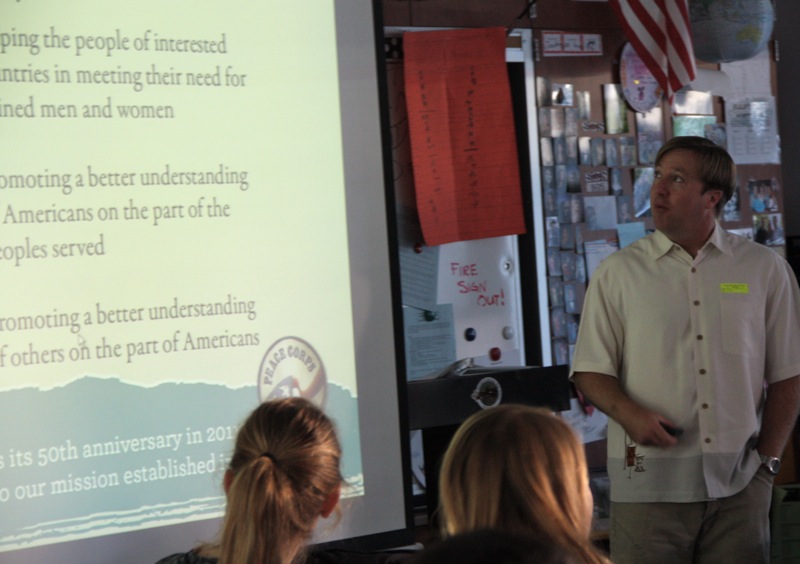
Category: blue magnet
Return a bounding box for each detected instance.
[464,327,477,341]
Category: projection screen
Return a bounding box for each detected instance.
[0,1,412,562]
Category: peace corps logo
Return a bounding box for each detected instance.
[258,336,327,406]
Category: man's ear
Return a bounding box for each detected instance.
[320,483,341,518]
[705,189,723,209]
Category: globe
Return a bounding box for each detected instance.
[689,0,774,63]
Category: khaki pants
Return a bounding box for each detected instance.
[609,468,773,563]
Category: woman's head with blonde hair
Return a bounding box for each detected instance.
[209,397,343,564]
[439,404,606,563]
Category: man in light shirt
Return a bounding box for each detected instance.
[571,136,800,563]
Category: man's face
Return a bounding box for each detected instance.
[650,149,720,244]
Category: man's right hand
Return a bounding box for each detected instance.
[572,371,679,448]
[621,404,679,448]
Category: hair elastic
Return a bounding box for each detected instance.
[260,451,278,464]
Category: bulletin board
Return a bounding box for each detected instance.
[384,28,551,379]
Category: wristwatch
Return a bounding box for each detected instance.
[759,453,781,475]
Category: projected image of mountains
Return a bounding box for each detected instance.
[0,377,362,551]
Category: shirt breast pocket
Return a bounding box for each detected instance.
[720,298,763,357]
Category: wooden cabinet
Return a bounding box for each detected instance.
[383,0,531,28]
[382,0,620,30]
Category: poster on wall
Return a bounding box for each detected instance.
[725,97,780,164]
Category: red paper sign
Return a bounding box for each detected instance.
[403,27,526,246]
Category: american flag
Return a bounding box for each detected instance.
[609,0,697,103]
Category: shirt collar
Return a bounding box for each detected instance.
[648,221,733,259]
[706,221,734,257]
[650,229,675,259]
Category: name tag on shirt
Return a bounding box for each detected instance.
[720,283,749,294]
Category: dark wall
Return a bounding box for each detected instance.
[775,0,800,238]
